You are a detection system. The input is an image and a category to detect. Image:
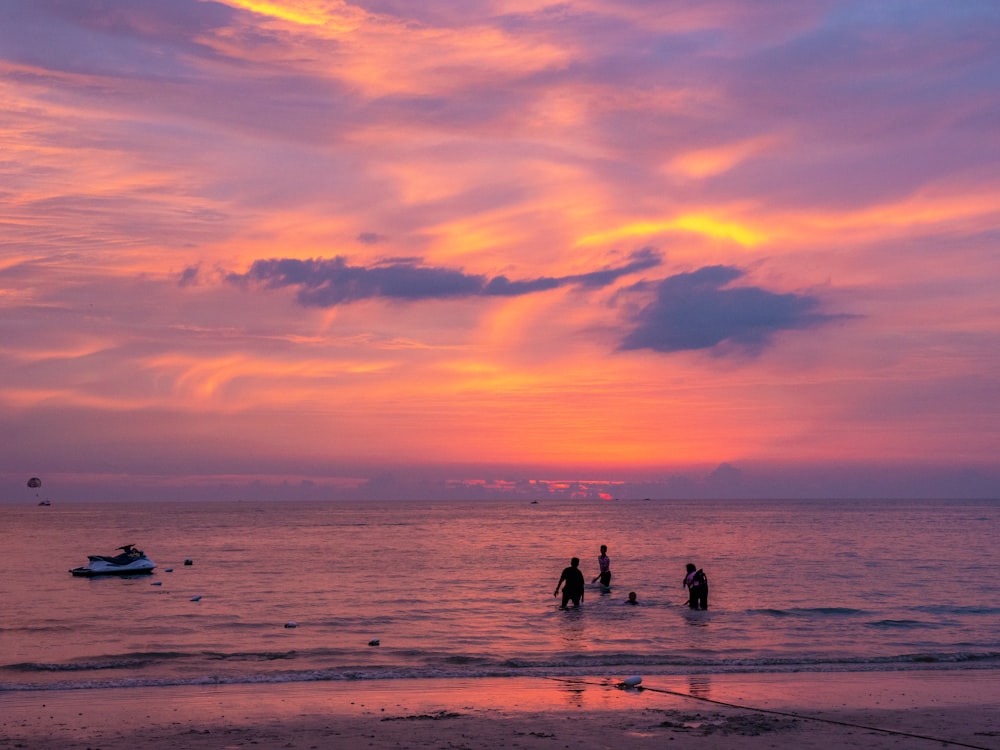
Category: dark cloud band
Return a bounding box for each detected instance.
[216,253,845,356]
[222,248,662,306]
[620,265,845,353]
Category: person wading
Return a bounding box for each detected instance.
[554,557,585,609]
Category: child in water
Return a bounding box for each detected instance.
[592,544,611,588]
[625,591,638,605]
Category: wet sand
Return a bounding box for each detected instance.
[2,670,998,749]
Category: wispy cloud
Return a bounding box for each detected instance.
[222,248,662,306]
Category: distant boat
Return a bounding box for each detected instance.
[38,500,51,506]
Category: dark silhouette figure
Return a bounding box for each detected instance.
[591,544,611,587]
[683,563,708,610]
[554,557,585,609]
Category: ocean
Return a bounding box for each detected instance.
[1,498,998,693]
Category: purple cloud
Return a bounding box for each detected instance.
[225,250,662,306]
[620,265,844,354]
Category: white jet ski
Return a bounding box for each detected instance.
[70,544,156,577]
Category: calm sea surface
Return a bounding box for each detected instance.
[1,498,998,692]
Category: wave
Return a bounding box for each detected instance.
[749,605,998,621]
[911,604,1000,616]
[4,652,190,673]
[749,607,865,618]
[866,619,941,630]
[4,650,1000,692]
[1,647,375,674]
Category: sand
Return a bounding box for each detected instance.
[2,671,998,749]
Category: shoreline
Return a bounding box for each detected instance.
[2,670,998,749]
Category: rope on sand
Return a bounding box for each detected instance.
[543,676,994,750]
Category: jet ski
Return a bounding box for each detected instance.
[70,544,156,577]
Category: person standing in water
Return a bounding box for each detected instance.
[683,563,708,610]
[554,557,585,609]
[592,544,611,588]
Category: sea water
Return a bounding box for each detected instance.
[1,498,998,692]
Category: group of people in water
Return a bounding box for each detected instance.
[553,545,709,611]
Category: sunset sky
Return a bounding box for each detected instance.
[3,1,1000,501]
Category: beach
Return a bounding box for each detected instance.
[3,671,998,750]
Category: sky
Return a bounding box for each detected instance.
[3,0,1000,502]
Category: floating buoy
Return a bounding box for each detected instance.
[622,676,642,687]
[368,639,380,646]
[184,559,193,566]
[190,595,202,602]
[285,621,297,628]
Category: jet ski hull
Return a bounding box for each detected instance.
[70,546,156,577]
[70,558,156,576]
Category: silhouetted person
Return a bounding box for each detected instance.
[592,544,611,588]
[683,563,708,610]
[554,557,585,609]
[625,591,638,605]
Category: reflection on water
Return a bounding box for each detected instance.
[688,675,711,700]
[559,680,585,708]
[557,678,588,708]
[557,607,586,649]
[683,609,710,627]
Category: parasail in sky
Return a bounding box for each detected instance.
[27,477,42,488]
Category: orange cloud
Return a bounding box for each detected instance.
[669,135,782,178]
[211,1,570,99]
